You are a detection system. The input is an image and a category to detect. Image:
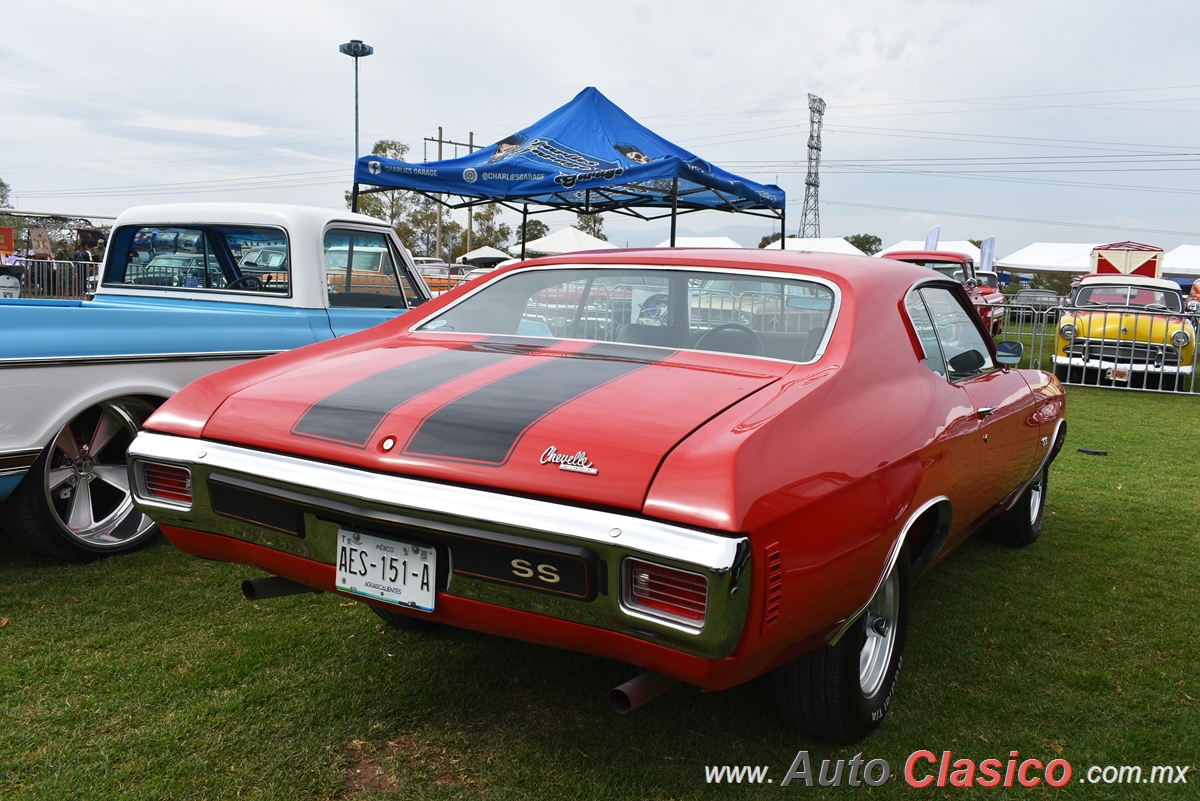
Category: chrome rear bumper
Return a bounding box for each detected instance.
[128,432,751,659]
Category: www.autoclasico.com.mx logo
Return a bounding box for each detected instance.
[704,750,1191,788]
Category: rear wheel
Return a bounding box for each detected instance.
[772,549,910,743]
[0,398,159,561]
[986,464,1047,547]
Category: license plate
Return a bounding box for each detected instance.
[336,528,436,612]
[1107,368,1130,382]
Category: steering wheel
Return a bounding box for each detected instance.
[694,323,764,357]
[226,275,262,291]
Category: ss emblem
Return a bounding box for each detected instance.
[511,558,561,584]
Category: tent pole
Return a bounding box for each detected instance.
[779,208,785,249]
[351,183,360,213]
[520,205,528,260]
[669,178,679,247]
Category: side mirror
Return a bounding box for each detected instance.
[1187,299,1200,313]
[995,340,1024,367]
[948,349,987,376]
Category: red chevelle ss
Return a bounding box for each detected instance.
[128,249,1065,743]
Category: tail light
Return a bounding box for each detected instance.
[140,462,193,505]
[622,558,707,629]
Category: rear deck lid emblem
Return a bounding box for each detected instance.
[540,446,598,475]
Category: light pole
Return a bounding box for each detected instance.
[339,39,374,163]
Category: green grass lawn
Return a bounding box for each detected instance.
[2,387,1198,800]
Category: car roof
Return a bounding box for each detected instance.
[114,202,390,231]
[879,250,972,265]
[1077,273,1180,291]
[506,247,935,296]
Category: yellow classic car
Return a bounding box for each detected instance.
[1054,274,1198,388]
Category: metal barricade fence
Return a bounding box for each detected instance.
[989,301,1200,394]
[1,258,99,299]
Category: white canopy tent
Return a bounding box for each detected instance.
[1163,245,1200,277]
[508,227,617,256]
[783,237,866,256]
[654,236,742,248]
[994,243,1103,275]
[878,240,982,262]
[456,245,511,265]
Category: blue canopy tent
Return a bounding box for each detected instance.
[351,87,786,256]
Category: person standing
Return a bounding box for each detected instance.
[72,243,94,296]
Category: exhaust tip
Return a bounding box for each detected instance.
[609,687,635,715]
[609,671,680,714]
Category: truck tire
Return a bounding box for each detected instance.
[0,398,159,561]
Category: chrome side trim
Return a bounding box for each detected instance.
[829,495,951,647]
[0,448,41,478]
[0,351,278,369]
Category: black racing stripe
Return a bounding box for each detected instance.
[292,340,553,448]
[404,343,675,464]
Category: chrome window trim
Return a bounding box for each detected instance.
[405,263,843,365]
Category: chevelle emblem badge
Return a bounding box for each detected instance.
[540,446,598,475]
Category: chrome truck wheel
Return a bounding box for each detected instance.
[0,398,159,561]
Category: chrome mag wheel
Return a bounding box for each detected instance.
[0,398,164,560]
[859,562,901,699]
[41,399,155,550]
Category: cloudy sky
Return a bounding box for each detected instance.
[3,0,1199,255]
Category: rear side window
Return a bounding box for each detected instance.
[104,225,289,294]
[904,292,947,377]
[323,228,422,308]
[905,285,995,380]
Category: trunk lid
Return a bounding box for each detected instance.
[201,336,790,510]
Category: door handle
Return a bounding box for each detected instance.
[977,405,999,420]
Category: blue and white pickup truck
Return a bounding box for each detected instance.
[0,202,430,560]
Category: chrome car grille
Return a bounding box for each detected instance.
[1067,341,1180,366]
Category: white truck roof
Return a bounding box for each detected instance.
[101,203,408,309]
